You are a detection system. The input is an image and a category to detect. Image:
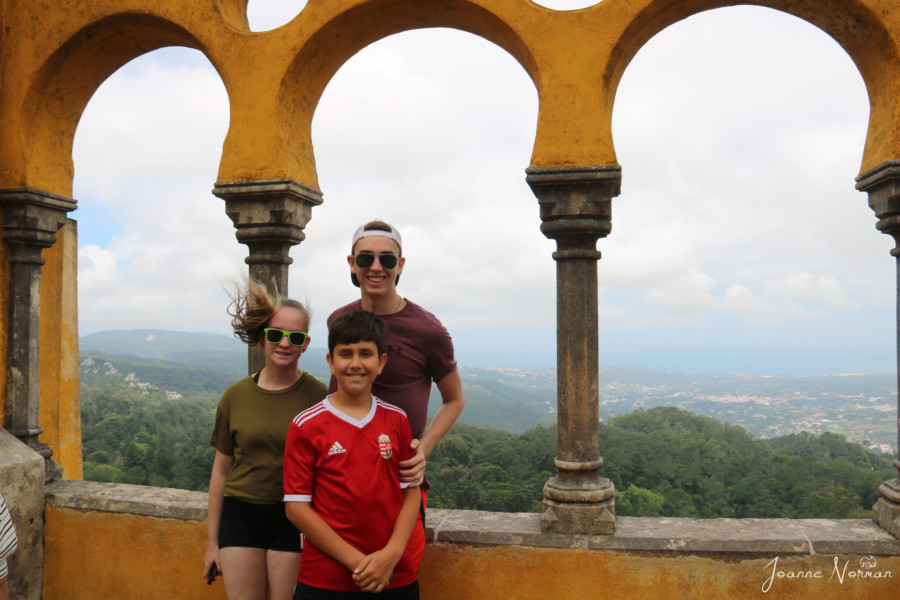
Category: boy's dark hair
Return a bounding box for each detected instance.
[328,310,387,355]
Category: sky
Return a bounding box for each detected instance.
[71,1,894,375]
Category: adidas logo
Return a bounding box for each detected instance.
[328,441,347,456]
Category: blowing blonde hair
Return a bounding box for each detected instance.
[228,279,310,346]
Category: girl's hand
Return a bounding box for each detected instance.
[203,542,221,582]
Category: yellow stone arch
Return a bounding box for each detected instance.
[244,1,541,188]
[4,0,900,195]
[2,8,233,196]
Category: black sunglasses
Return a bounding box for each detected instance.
[354,251,399,269]
[263,328,308,347]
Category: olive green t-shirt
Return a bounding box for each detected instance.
[210,372,328,503]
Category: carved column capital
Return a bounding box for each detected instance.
[213,178,323,266]
[213,178,323,374]
[857,160,900,254]
[526,165,620,257]
[0,188,77,254]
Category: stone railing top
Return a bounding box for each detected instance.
[46,480,208,521]
[427,509,900,556]
[46,480,900,557]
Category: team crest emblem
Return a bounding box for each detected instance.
[378,434,392,459]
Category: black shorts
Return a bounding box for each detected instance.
[218,497,301,552]
[293,581,419,600]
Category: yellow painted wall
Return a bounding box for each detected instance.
[43,505,900,600]
[38,221,81,480]
[421,544,900,599]
[44,505,225,600]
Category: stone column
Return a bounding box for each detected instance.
[212,179,323,374]
[0,188,76,481]
[857,160,900,539]
[526,166,618,534]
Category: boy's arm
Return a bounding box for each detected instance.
[285,502,366,572]
[351,486,421,593]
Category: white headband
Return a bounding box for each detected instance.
[351,223,402,251]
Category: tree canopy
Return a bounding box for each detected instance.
[80,371,895,518]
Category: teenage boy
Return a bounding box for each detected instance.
[328,220,465,486]
[284,310,424,600]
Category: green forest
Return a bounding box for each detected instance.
[80,364,896,519]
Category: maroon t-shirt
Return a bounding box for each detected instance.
[327,299,458,439]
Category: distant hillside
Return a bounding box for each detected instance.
[80,329,330,377]
[78,330,556,432]
[80,329,246,371]
[453,367,556,432]
[78,330,899,445]
[80,352,244,398]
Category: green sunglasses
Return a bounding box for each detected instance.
[263,328,309,347]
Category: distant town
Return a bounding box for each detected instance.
[611,384,895,455]
[462,366,898,456]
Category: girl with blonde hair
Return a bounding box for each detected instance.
[204,280,327,600]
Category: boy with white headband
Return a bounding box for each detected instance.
[327,219,466,489]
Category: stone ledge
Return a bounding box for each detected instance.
[46,481,900,556]
[428,510,900,556]
[46,480,207,521]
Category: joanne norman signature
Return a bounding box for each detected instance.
[762,555,893,593]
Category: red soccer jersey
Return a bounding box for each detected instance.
[284,395,424,591]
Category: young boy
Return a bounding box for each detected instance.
[284,310,424,599]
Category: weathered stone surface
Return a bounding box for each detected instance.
[542,496,616,535]
[0,429,45,600]
[526,165,621,534]
[872,493,900,540]
[45,480,207,521]
[45,483,900,556]
[427,508,900,556]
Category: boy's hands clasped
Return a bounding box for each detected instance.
[352,548,402,593]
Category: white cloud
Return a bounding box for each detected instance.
[763,272,855,311]
[533,1,599,9]
[73,49,241,334]
[78,245,118,287]
[74,50,228,207]
[246,1,308,32]
[607,7,879,330]
[643,269,718,314]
